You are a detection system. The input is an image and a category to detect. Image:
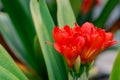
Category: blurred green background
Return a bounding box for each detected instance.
[0,0,120,80]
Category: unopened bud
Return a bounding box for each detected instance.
[74,56,81,73]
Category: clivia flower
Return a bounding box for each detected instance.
[81,0,101,14]
[52,25,85,68]
[52,22,117,68]
[81,0,94,14]
[79,22,117,64]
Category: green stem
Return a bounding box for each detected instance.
[70,65,89,80]
[80,66,88,80]
[70,70,78,80]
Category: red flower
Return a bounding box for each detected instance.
[81,0,100,14]
[52,22,117,68]
[79,22,117,64]
[52,25,85,68]
[81,0,94,14]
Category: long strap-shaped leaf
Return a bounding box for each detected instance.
[37,1,68,79]
[30,0,68,80]
[93,0,119,28]
[1,0,35,47]
[70,0,83,17]
[0,13,27,64]
[0,66,19,80]
[1,0,37,69]
[0,13,39,72]
[33,36,48,80]
[56,0,76,28]
[0,45,28,80]
[110,50,120,80]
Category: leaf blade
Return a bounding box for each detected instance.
[110,50,120,80]
[0,13,27,63]
[1,0,37,69]
[70,0,83,17]
[30,0,68,80]
[0,45,28,80]
[0,66,19,80]
[93,0,119,28]
[56,0,76,28]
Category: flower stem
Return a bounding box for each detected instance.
[80,66,88,80]
[71,70,78,80]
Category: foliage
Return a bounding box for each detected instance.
[110,50,120,80]
[0,0,119,80]
[0,45,28,80]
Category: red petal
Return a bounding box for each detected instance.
[105,32,114,41]
[104,41,118,49]
[64,26,73,37]
[53,27,69,43]
[81,0,93,14]
[81,22,95,34]
[74,26,81,33]
[76,36,85,48]
[54,43,62,53]
[74,23,81,31]
[52,27,59,36]
[52,27,60,41]
[63,47,78,68]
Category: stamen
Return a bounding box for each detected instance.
[45,41,54,46]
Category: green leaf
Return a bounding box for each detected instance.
[0,13,38,71]
[1,0,37,69]
[93,0,119,28]
[0,45,28,80]
[0,12,27,64]
[38,0,68,79]
[56,0,76,28]
[1,0,36,50]
[0,66,19,80]
[30,0,68,80]
[70,0,83,17]
[110,50,120,80]
[23,69,42,80]
[33,36,48,80]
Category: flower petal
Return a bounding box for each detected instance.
[81,22,95,34]
[54,43,62,53]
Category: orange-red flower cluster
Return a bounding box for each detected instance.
[81,0,100,14]
[81,0,93,14]
[52,22,117,68]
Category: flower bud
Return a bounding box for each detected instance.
[74,56,81,73]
